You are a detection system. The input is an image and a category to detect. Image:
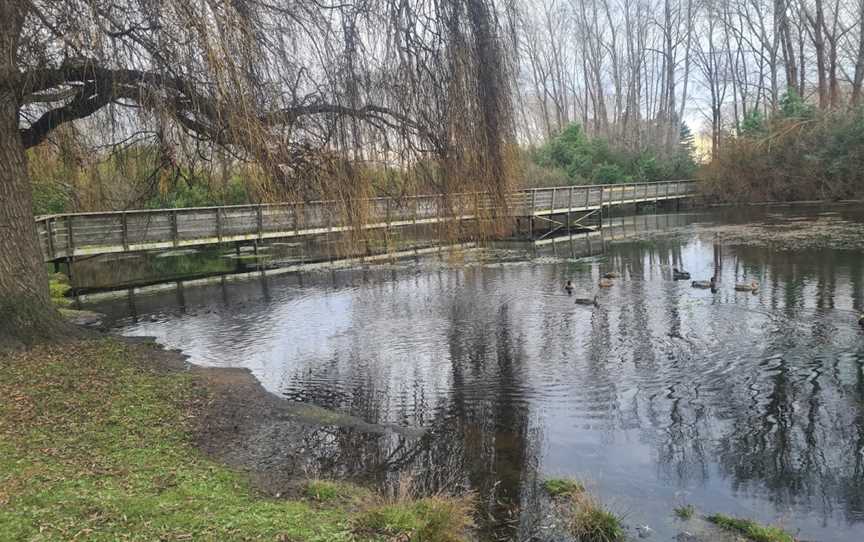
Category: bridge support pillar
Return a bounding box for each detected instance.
[65,257,75,290]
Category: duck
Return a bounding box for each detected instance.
[602,271,620,279]
[691,277,717,289]
[574,295,599,307]
[598,278,614,288]
[564,280,575,295]
[734,280,759,292]
[672,268,690,280]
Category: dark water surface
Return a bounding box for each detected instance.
[86,206,864,541]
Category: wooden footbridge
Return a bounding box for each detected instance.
[35,180,697,263]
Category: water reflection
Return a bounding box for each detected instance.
[87,208,864,541]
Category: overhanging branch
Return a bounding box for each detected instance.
[17,63,432,151]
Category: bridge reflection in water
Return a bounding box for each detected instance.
[74,210,699,302]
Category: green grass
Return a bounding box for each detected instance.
[303,480,365,503]
[707,513,796,542]
[48,273,72,307]
[352,496,474,542]
[540,478,621,541]
[542,478,585,498]
[569,499,624,542]
[673,504,695,519]
[0,339,472,541]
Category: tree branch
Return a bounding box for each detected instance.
[18,63,430,150]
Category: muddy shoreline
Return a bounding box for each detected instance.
[122,336,425,498]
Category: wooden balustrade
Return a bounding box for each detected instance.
[35,180,697,261]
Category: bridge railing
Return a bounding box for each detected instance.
[35,180,696,261]
[525,179,697,215]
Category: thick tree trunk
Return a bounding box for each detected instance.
[0,92,72,347]
[0,4,72,348]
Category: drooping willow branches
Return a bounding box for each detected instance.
[15,0,518,222]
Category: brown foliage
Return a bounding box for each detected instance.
[699,113,864,203]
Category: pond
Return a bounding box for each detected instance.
[84,205,864,541]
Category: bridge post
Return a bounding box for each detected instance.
[256,206,263,241]
[385,197,393,256]
[46,218,55,261]
[121,212,129,251]
[65,215,74,257]
[215,208,223,242]
[63,215,76,291]
[599,186,605,233]
[529,190,536,239]
[412,197,419,256]
[171,210,179,248]
[473,192,480,238]
[385,197,391,229]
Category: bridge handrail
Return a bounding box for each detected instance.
[33,179,698,263]
[34,179,698,222]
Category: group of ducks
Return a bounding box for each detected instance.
[563,268,760,308]
[564,271,621,307]
[672,268,760,293]
[564,269,864,327]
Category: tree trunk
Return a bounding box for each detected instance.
[775,0,798,94]
[0,92,74,347]
[0,5,72,348]
[851,0,864,107]
[811,0,828,109]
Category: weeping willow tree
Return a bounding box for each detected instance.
[0,0,518,346]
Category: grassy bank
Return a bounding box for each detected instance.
[0,340,471,541]
[707,514,796,542]
[542,478,623,542]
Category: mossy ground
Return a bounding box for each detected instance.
[673,504,695,520]
[707,513,796,542]
[48,273,72,307]
[0,339,472,541]
[542,478,585,498]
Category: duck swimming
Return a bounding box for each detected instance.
[672,268,690,280]
[734,280,759,292]
[564,280,575,294]
[691,277,717,289]
[603,271,620,279]
[574,295,599,307]
[598,278,614,288]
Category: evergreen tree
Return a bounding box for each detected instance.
[679,123,696,158]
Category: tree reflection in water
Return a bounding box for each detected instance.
[93,207,864,541]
